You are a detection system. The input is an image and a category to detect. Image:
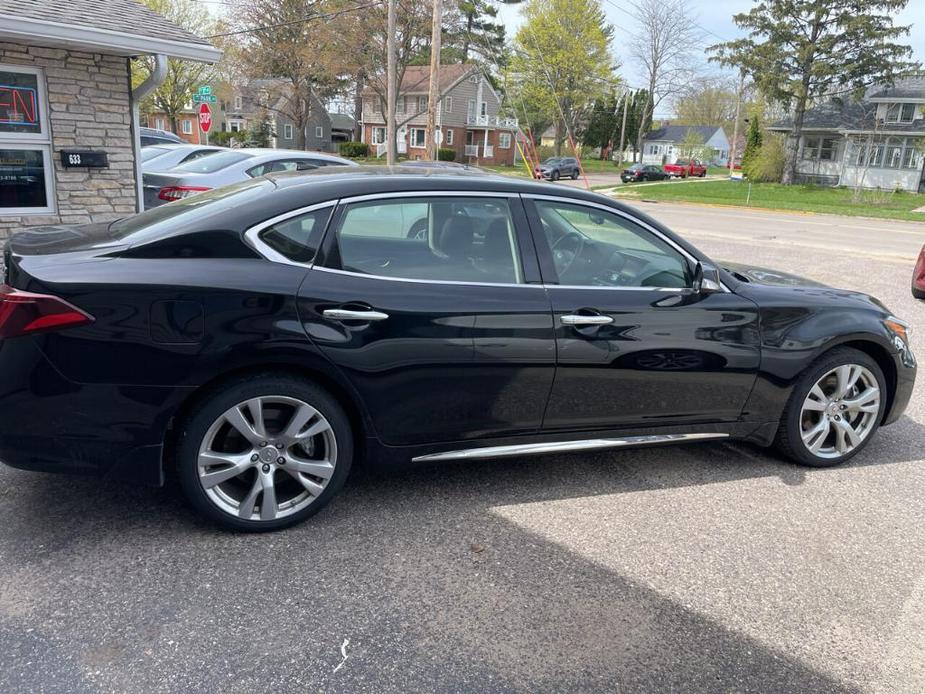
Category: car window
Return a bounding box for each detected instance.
[172,150,251,173]
[258,206,333,263]
[180,149,220,164]
[247,159,317,177]
[331,197,522,284]
[534,200,691,289]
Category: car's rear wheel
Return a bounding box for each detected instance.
[571,169,579,180]
[176,375,352,531]
[775,347,885,467]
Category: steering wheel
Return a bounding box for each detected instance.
[551,230,585,277]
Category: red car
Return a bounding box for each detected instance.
[914,245,925,299]
[663,159,707,178]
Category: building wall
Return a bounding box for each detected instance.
[146,111,202,144]
[0,42,137,239]
[361,124,515,166]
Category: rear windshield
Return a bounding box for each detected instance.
[141,146,172,162]
[108,178,273,242]
[171,150,251,174]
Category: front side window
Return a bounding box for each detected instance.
[330,196,522,284]
[258,206,332,263]
[0,65,53,214]
[533,200,690,289]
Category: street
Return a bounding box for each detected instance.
[1,203,923,694]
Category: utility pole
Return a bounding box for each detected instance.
[617,90,630,166]
[729,70,745,176]
[386,0,397,165]
[425,0,443,160]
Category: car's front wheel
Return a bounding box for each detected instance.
[176,374,353,531]
[775,347,886,467]
[551,170,560,181]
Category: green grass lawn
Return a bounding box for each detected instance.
[610,179,925,222]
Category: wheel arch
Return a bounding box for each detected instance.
[835,338,897,422]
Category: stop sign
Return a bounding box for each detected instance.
[198,102,212,133]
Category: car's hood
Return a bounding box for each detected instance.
[720,261,828,288]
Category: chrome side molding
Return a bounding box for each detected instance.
[411,432,728,463]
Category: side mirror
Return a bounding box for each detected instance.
[692,261,722,294]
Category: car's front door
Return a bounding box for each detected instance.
[523,195,761,431]
[298,192,556,446]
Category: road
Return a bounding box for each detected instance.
[1,204,923,693]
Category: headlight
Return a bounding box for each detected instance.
[884,316,910,343]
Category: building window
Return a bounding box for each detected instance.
[803,136,839,161]
[416,96,427,113]
[234,96,243,111]
[467,99,476,119]
[371,127,386,145]
[886,103,916,124]
[480,101,488,117]
[228,119,245,133]
[852,136,921,170]
[315,126,324,139]
[284,124,293,140]
[498,132,512,149]
[181,119,193,134]
[396,96,405,115]
[444,96,453,113]
[445,128,453,145]
[155,118,165,131]
[410,128,426,148]
[0,64,54,215]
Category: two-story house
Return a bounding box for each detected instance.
[768,76,925,192]
[360,64,519,165]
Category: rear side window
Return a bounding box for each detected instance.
[172,150,251,173]
[258,206,333,263]
[247,159,317,177]
[329,197,523,284]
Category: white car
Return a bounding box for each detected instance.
[141,144,227,172]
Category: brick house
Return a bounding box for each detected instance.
[147,106,206,144]
[361,64,519,166]
[0,0,219,238]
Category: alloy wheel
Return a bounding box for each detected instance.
[799,364,881,459]
[197,396,338,521]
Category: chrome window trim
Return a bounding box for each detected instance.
[337,190,515,205]
[243,200,338,268]
[311,265,539,289]
[523,193,730,293]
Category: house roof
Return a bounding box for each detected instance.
[644,125,723,143]
[364,64,476,96]
[0,0,221,62]
[768,101,877,132]
[867,75,925,101]
[329,113,356,131]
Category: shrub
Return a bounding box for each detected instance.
[744,133,785,182]
[338,141,369,158]
[437,147,456,161]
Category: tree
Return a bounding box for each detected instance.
[133,0,215,133]
[511,0,617,155]
[741,114,762,172]
[678,128,707,161]
[248,109,275,147]
[672,77,740,131]
[631,0,701,159]
[710,0,918,184]
[582,93,620,158]
[229,0,352,150]
[444,0,506,67]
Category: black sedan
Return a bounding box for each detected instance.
[0,168,916,531]
[621,163,670,182]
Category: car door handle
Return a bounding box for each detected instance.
[561,314,613,326]
[323,308,390,322]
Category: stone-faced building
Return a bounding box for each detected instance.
[0,0,220,239]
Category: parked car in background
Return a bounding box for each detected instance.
[141,144,226,172]
[0,169,914,531]
[142,149,358,208]
[663,159,707,178]
[535,157,581,181]
[621,163,670,183]
[913,245,925,299]
[139,127,184,146]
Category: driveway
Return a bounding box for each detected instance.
[1,204,923,693]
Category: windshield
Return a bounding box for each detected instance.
[542,158,562,165]
[141,147,172,162]
[627,163,644,170]
[171,150,251,174]
[675,159,689,166]
[108,178,273,242]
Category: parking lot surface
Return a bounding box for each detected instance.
[1,203,923,693]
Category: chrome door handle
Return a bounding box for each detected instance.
[561,314,613,326]
[323,308,390,322]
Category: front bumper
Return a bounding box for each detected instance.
[883,341,917,426]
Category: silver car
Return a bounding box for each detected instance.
[141,144,227,172]
[142,148,358,208]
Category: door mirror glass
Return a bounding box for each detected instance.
[534,200,692,289]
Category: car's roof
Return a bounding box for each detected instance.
[236,148,353,162]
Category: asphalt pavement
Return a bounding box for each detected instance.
[1,203,923,693]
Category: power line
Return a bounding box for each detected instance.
[206,1,378,39]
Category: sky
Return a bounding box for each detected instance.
[497,0,925,116]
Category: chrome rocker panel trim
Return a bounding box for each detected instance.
[411,433,729,462]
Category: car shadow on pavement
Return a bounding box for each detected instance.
[2,417,922,692]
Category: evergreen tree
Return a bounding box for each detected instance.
[741,115,762,173]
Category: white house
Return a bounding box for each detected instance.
[639,125,730,166]
[767,76,925,192]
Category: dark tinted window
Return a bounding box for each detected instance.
[172,150,251,173]
[0,148,48,209]
[258,206,332,263]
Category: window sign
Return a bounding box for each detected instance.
[0,70,42,135]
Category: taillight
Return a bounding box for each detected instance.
[158,185,211,202]
[914,246,925,291]
[0,284,94,339]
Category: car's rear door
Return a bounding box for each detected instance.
[523,194,760,431]
[296,191,556,446]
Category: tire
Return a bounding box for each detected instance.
[774,347,886,467]
[571,169,579,180]
[551,170,560,181]
[176,373,353,532]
